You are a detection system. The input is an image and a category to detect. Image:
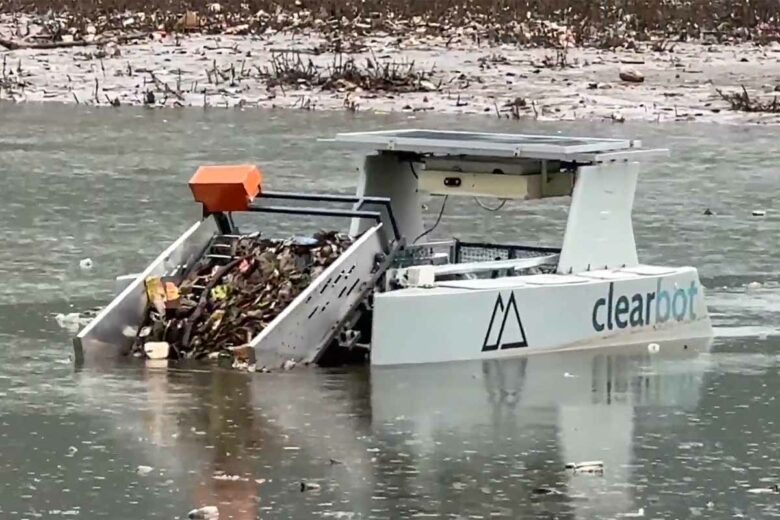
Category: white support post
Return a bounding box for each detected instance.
[349,153,425,241]
[557,161,640,274]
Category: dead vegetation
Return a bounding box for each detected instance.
[1,0,780,49]
[0,55,28,98]
[261,50,439,93]
[541,48,576,69]
[494,96,538,120]
[717,86,780,113]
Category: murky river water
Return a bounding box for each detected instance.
[1,104,779,519]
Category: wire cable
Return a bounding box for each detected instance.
[408,161,419,180]
[474,197,508,212]
[413,195,448,244]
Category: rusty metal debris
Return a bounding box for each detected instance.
[132,231,352,366]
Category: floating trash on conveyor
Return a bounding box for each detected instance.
[132,231,352,364]
[74,163,395,369]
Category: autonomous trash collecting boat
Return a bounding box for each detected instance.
[74,129,713,368]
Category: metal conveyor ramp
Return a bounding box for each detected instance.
[74,164,401,368]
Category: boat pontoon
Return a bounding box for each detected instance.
[74,129,713,367]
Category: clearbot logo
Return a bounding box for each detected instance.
[591,279,699,332]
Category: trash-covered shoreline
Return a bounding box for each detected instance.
[3,4,780,124]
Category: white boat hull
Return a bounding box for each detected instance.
[370,265,712,366]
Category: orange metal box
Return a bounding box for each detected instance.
[189,164,262,212]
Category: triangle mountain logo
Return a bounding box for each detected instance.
[482,292,528,351]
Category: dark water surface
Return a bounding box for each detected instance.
[0,104,778,519]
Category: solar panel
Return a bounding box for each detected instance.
[330,129,638,159]
[382,130,597,147]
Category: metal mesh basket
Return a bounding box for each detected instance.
[454,241,561,264]
[393,241,455,268]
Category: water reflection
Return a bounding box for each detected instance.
[368,339,712,519]
[63,339,714,518]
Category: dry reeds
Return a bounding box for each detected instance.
[717,86,780,113]
[261,50,439,93]
[0,55,28,97]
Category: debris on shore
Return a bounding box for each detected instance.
[130,231,351,369]
[5,4,780,122]
[717,86,780,113]
[261,51,439,93]
[3,1,780,50]
[619,68,644,83]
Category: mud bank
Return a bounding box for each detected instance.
[3,15,780,124]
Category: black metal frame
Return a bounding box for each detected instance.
[247,191,401,241]
[454,240,561,263]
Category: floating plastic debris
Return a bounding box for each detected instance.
[531,486,565,496]
[212,473,248,482]
[55,308,101,331]
[136,465,154,475]
[752,210,766,217]
[55,313,82,331]
[647,342,660,353]
[188,506,219,519]
[565,460,604,474]
[300,481,322,492]
[79,258,94,270]
[748,484,779,494]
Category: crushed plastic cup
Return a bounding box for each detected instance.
[144,341,170,360]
